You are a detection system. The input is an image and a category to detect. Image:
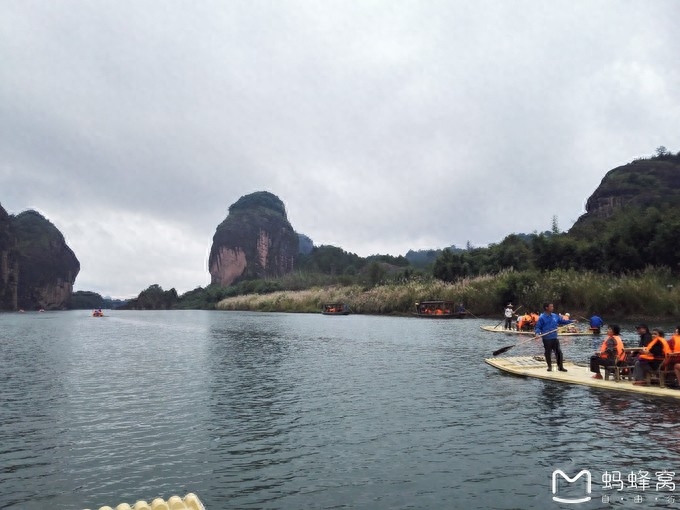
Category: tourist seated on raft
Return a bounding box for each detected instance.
[672,332,680,386]
[629,323,653,363]
[561,314,579,333]
[516,314,525,330]
[531,312,539,325]
[637,324,652,347]
[669,326,680,352]
[668,327,680,388]
[633,328,671,386]
[517,313,533,331]
[590,324,624,379]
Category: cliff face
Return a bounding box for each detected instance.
[0,203,19,310]
[298,233,314,254]
[209,191,298,286]
[569,155,680,236]
[12,210,80,310]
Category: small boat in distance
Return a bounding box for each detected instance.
[414,300,467,318]
[92,309,104,317]
[322,303,350,315]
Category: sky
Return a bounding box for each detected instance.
[1,1,679,299]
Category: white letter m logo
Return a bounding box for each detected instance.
[552,469,592,504]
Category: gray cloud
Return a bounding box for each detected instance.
[1,0,678,297]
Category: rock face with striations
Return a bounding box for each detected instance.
[0,203,19,310]
[209,191,298,286]
[569,154,680,237]
[12,210,80,310]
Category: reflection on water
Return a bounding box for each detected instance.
[205,316,300,503]
[1,311,680,509]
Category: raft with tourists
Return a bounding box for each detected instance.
[414,300,467,318]
[480,324,596,336]
[485,355,680,400]
[322,303,350,315]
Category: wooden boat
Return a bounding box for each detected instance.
[92,309,104,317]
[485,355,680,400]
[414,300,467,318]
[480,325,596,336]
[322,303,350,315]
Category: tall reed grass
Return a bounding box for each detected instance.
[215,268,680,320]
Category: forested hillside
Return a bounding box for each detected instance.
[433,150,680,282]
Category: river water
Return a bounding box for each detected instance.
[0,310,678,509]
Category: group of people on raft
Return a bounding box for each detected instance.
[590,323,680,386]
[503,302,679,386]
[504,303,602,334]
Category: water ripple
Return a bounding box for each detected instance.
[1,311,679,509]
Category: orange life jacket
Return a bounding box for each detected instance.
[517,314,530,329]
[671,334,680,353]
[598,335,625,362]
[639,335,671,360]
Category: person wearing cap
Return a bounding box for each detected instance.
[535,302,577,372]
[503,303,514,330]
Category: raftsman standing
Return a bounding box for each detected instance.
[504,303,514,330]
[535,302,576,372]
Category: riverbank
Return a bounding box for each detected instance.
[214,268,680,320]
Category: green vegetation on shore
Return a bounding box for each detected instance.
[215,267,680,321]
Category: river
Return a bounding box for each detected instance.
[0,310,678,509]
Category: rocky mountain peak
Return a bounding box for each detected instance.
[209,191,298,286]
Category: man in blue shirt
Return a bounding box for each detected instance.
[535,302,576,372]
[589,314,604,335]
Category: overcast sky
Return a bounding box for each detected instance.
[1,1,678,299]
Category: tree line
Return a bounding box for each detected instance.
[433,203,680,283]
